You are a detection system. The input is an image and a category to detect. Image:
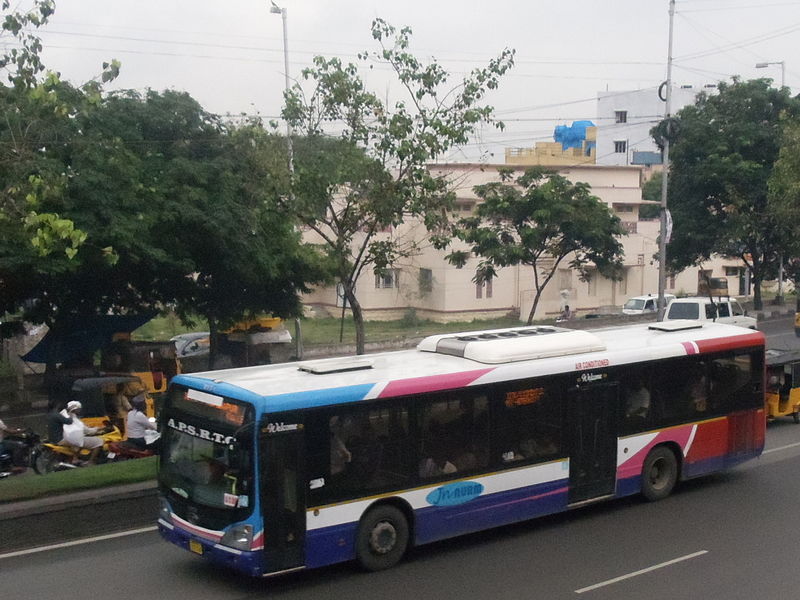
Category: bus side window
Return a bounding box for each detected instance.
[417,392,489,479]
[495,382,562,466]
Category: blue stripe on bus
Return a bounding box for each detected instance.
[170,375,376,412]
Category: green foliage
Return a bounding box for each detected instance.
[448,167,625,324]
[662,78,800,308]
[640,172,662,219]
[0,456,156,504]
[769,117,800,283]
[283,19,514,353]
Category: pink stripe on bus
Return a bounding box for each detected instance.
[378,369,495,398]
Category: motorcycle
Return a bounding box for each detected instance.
[32,425,123,474]
[0,428,40,478]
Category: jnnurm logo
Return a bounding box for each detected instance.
[426,481,484,506]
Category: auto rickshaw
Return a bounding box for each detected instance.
[70,375,156,434]
[765,349,800,423]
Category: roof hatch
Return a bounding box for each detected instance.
[299,359,374,375]
[417,326,606,364]
[648,320,703,332]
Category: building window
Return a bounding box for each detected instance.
[614,140,627,154]
[615,110,627,123]
[419,268,433,294]
[725,266,741,277]
[375,270,399,289]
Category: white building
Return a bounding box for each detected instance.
[595,86,702,166]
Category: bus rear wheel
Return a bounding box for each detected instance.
[641,446,678,501]
[356,505,409,571]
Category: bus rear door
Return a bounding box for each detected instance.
[260,421,306,574]
[567,382,619,505]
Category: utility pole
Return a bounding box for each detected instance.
[657,0,675,321]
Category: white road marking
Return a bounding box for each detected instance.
[0,526,158,560]
[574,550,708,594]
[762,441,800,455]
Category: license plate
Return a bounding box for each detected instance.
[106,452,116,459]
[189,540,203,555]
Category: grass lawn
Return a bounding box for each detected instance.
[0,457,156,504]
[133,313,526,345]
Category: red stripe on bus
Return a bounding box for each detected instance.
[682,342,698,355]
[694,331,764,354]
[378,369,495,398]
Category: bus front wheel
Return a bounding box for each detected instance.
[641,446,678,501]
[356,504,409,571]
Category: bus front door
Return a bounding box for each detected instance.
[261,426,306,574]
[567,383,618,505]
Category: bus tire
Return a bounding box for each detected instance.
[793,411,800,424]
[641,446,678,501]
[356,504,409,571]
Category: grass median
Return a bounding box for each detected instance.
[0,457,157,504]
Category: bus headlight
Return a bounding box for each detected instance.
[159,498,172,523]
[220,524,253,551]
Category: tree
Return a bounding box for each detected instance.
[284,19,514,354]
[768,116,800,290]
[2,87,331,368]
[660,78,800,309]
[640,171,662,219]
[447,167,625,324]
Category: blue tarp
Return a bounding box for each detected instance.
[21,314,154,364]
[553,120,595,151]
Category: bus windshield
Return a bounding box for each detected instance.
[159,387,253,514]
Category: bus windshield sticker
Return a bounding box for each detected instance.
[223,493,239,508]
[426,481,484,507]
[186,389,223,407]
[167,418,236,445]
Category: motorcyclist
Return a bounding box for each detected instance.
[60,401,106,464]
[125,394,159,452]
[0,418,27,473]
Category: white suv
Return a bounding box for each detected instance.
[622,294,676,315]
[664,297,757,329]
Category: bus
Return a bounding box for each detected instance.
[156,320,765,577]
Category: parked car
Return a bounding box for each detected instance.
[622,294,675,315]
[664,296,757,329]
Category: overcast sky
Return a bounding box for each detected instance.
[22,0,800,161]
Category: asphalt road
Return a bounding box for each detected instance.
[3,423,800,600]
[2,315,799,600]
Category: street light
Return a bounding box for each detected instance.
[755,60,786,304]
[271,1,294,175]
[270,1,301,359]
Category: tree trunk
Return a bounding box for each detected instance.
[207,318,218,370]
[751,259,763,311]
[345,286,366,355]
[526,290,542,325]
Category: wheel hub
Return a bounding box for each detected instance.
[370,521,397,555]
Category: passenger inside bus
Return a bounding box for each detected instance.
[625,377,651,420]
[688,367,709,414]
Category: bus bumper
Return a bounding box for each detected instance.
[158,518,264,577]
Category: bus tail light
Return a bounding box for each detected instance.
[221,524,253,551]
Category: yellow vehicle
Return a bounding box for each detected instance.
[765,349,800,423]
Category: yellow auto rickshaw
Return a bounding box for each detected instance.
[765,349,800,423]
